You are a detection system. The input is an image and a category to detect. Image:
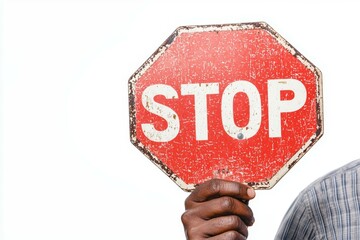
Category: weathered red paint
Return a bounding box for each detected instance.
[128,22,323,191]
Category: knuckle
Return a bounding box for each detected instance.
[184,225,202,240]
[209,179,222,195]
[181,211,200,239]
[181,210,192,225]
[223,230,243,240]
[184,195,192,209]
[226,215,242,228]
[220,196,235,212]
[185,227,196,239]
[219,216,248,238]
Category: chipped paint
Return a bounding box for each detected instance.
[128,22,323,191]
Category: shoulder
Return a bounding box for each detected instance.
[275,159,360,239]
[301,158,360,197]
[297,158,360,219]
[307,159,360,188]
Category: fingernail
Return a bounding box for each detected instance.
[247,188,255,198]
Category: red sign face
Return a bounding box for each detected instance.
[129,22,323,191]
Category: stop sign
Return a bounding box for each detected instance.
[128,22,323,191]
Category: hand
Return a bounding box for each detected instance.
[181,179,256,240]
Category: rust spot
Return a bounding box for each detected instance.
[165,31,177,46]
[128,22,324,192]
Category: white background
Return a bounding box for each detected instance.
[1,0,360,239]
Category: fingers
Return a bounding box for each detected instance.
[182,214,249,239]
[182,179,256,239]
[208,231,248,240]
[185,179,256,208]
[207,215,248,236]
[184,196,255,226]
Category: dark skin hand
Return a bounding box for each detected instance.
[181,179,256,240]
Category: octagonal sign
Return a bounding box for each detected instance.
[128,22,323,191]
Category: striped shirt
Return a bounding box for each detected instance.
[275,159,360,240]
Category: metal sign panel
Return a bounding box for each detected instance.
[128,22,323,191]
